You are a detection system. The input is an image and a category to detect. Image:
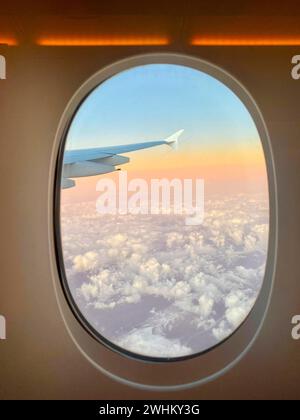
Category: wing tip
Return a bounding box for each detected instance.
[166,129,184,149]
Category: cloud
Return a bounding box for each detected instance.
[225,290,255,328]
[115,326,192,358]
[198,294,214,317]
[212,321,232,341]
[226,306,249,328]
[61,193,269,357]
[72,251,98,272]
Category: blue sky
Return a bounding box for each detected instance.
[66,63,260,151]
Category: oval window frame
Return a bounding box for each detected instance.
[49,52,277,390]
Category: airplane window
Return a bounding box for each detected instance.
[57,63,269,360]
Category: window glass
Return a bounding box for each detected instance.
[59,64,269,359]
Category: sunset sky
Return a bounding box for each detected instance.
[60,63,269,357]
[62,63,268,202]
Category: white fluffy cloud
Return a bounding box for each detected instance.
[115,327,192,358]
[198,294,214,317]
[61,193,269,357]
[72,251,98,272]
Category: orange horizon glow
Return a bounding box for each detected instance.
[61,142,268,203]
[36,36,170,46]
[61,154,268,205]
[61,167,269,206]
[125,144,266,171]
[191,36,300,46]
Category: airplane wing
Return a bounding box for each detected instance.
[62,129,183,189]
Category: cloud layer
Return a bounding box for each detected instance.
[61,193,269,358]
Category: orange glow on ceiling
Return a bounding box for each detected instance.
[36,36,170,46]
[0,37,18,46]
[191,36,300,46]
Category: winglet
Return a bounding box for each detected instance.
[166,129,184,150]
